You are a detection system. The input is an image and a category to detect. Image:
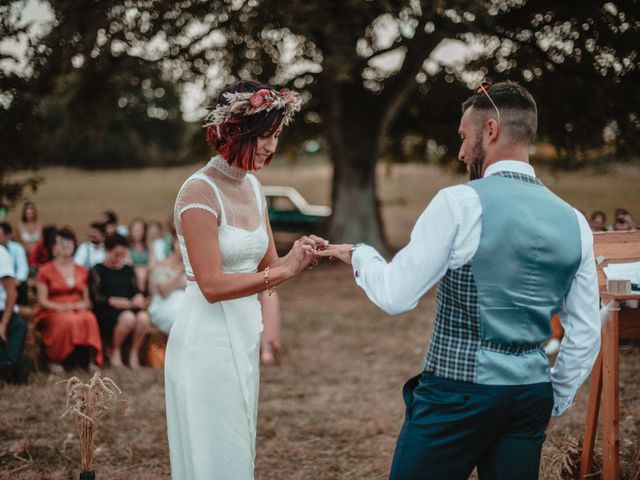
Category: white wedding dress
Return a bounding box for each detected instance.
[165,155,269,480]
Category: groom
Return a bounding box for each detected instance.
[318,81,601,479]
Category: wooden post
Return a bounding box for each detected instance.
[601,301,620,480]
[579,352,602,479]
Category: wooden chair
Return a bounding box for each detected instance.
[580,230,640,480]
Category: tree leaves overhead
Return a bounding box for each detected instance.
[5,1,638,160]
[1,0,638,241]
[463,0,640,167]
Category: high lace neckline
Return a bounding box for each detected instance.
[208,155,247,182]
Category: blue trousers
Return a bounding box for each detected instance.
[389,372,554,480]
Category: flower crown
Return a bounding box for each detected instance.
[204,88,302,133]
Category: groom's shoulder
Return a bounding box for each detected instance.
[438,183,479,205]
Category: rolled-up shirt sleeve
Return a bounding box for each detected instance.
[550,212,601,416]
[351,190,458,315]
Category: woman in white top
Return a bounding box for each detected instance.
[18,201,42,257]
[148,236,185,334]
[165,80,324,480]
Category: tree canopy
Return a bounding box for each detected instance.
[1,0,638,247]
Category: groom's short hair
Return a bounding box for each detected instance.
[462,81,538,145]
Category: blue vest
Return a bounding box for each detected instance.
[424,171,582,385]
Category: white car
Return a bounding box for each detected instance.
[263,186,331,232]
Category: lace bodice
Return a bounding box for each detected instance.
[174,156,269,276]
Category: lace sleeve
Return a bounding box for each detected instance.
[250,174,268,214]
[174,177,220,236]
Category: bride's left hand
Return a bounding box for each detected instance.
[305,235,329,268]
[271,234,329,270]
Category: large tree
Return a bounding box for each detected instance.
[0,2,42,206]
[2,1,638,248]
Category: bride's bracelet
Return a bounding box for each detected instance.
[263,266,276,296]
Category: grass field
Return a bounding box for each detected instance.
[1,160,640,479]
[5,159,640,248]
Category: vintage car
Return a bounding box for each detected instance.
[263,185,331,233]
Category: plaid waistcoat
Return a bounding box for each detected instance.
[424,171,582,384]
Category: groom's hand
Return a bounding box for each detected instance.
[314,244,354,265]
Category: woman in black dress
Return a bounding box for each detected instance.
[90,234,150,368]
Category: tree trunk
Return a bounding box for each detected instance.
[322,76,425,254]
[328,154,387,253]
[323,95,388,253]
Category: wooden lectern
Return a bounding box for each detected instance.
[580,230,640,480]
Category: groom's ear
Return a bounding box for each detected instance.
[484,117,500,144]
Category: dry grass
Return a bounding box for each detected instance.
[1,160,639,479]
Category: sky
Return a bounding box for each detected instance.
[0,0,53,73]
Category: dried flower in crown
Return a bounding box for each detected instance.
[203,88,302,132]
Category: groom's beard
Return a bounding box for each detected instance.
[468,135,486,181]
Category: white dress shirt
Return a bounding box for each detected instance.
[6,240,28,282]
[352,160,601,416]
[0,245,15,308]
[74,241,106,270]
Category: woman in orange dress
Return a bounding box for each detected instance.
[36,228,103,373]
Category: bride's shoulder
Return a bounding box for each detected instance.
[179,171,216,191]
[245,173,264,192]
[245,172,260,183]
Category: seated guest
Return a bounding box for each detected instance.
[147,220,167,266]
[589,210,607,232]
[18,201,42,258]
[90,234,150,368]
[259,291,282,365]
[74,222,107,270]
[0,244,29,384]
[100,210,128,237]
[148,236,185,334]
[128,217,150,293]
[30,224,58,270]
[0,222,29,308]
[544,314,563,355]
[613,207,636,231]
[163,215,176,260]
[35,228,103,373]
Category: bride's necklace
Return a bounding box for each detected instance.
[208,155,247,182]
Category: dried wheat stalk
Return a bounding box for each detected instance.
[61,372,122,472]
[546,434,603,479]
[632,444,640,480]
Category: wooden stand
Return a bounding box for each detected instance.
[580,231,640,480]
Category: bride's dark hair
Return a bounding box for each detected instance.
[205,80,285,170]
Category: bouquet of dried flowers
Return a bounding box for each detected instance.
[61,372,122,479]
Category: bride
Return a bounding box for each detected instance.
[165,80,324,479]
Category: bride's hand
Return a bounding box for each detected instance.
[297,234,329,269]
[304,234,329,252]
[278,235,327,278]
